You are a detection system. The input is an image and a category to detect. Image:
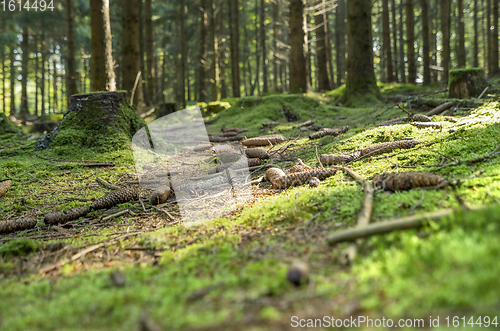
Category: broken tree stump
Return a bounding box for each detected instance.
[448,68,488,99]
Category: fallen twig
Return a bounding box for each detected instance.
[102,209,130,222]
[96,177,121,190]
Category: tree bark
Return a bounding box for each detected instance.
[304,11,312,91]
[422,0,431,85]
[272,0,279,92]
[391,0,399,81]
[90,0,116,91]
[473,0,479,67]
[342,0,381,105]
[52,46,58,112]
[219,0,227,99]
[252,0,260,95]
[289,0,307,93]
[19,28,29,119]
[122,0,143,107]
[34,34,39,116]
[492,0,499,76]
[325,5,334,87]
[399,0,406,83]
[210,0,219,100]
[457,0,466,68]
[199,0,208,102]
[405,0,416,83]
[65,0,78,100]
[41,33,46,115]
[315,0,331,91]
[440,0,450,82]
[9,47,15,115]
[1,47,5,114]
[145,0,155,104]
[138,0,148,105]
[260,0,268,93]
[180,0,186,108]
[382,0,394,82]
[229,0,240,97]
[335,0,346,85]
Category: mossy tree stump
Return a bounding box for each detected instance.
[448,68,488,99]
[0,112,21,134]
[37,91,146,153]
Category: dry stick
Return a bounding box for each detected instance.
[130,71,142,106]
[477,86,489,100]
[331,166,374,262]
[327,205,483,246]
[425,101,454,116]
[397,104,412,116]
[151,206,175,220]
[101,209,130,222]
[96,177,121,190]
[40,232,140,273]
[315,146,324,169]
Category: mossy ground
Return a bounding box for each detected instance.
[1,85,500,330]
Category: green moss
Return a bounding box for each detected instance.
[0,112,22,133]
[0,239,41,257]
[448,68,485,84]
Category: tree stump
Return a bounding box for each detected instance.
[448,68,488,99]
[0,112,21,134]
[37,92,146,153]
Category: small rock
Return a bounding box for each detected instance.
[286,261,309,287]
[110,270,126,287]
[309,177,320,187]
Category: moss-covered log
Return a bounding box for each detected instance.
[36,91,146,154]
[448,68,488,99]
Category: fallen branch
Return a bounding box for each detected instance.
[96,177,121,190]
[102,209,130,222]
[425,102,453,116]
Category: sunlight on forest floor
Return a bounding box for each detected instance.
[1,86,500,330]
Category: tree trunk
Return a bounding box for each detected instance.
[41,33,46,115]
[399,0,406,83]
[421,0,431,85]
[325,5,334,87]
[382,0,394,82]
[448,68,488,98]
[199,0,208,102]
[1,47,5,114]
[315,0,331,91]
[229,0,240,97]
[457,0,466,68]
[145,0,155,104]
[391,0,399,81]
[34,34,39,116]
[342,0,381,106]
[335,0,346,85]
[210,0,219,100]
[179,0,186,108]
[440,0,450,82]
[122,0,144,107]
[219,0,227,99]
[260,0,268,93]
[431,0,438,82]
[9,48,15,115]
[90,0,116,91]
[19,28,29,119]
[272,0,279,92]
[252,0,260,95]
[304,12,312,91]
[52,47,58,112]
[492,0,499,76]
[405,0,416,84]
[65,0,78,100]
[473,0,479,68]
[289,0,307,93]
[138,0,148,105]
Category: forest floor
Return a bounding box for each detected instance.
[1,83,500,330]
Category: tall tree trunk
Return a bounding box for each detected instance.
[199,0,208,102]
[52,47,58,112]
[304,12,312,91]
[260,0,268,93]
[90,0,116,91]
[65,0,78,100]
[492,0,499,76]
[335,0,346,85]
[1,47,5,113]
[382,0,394,82]
[289,0,307,93]
[34,34,39,116]
[343,0,381,105]
[399,0,406,83]
[19,28,29,119]
[272,0,279,92]
[473,0,479,67]
[430,0,438,82]
[161,52,166,103]
[138,0,148,104]
[406,0,416,83]
[9,48,16,115]
[391,0,399,81]
[179,0,186,108]
[253,0,261,95]
[325,5,334,87]
[457,0,466,67]
[145,0,155,104]
[210,0,219,100]
[122,0,143,107]
[422,0,431,84]
[229,0,240,97]
[440,0,450,82]
[315,0,331,91]
[219,0,227,99]
[41,33,46,115]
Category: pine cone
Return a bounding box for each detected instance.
[309,177,321,187]
[0,179,12,198]
[309,126,348,139]
[245,148,270,159]
[265,168,286,183]
[90,187,139,211]
[0,217,37,234]
[241,134,286,146]
[289,164,310,173]
[273,168,337,189]
[44,206,91,225]
[372,172,448,191]
[409,114,432,122]
[320,153,360,165]
[359,140,420,157]
[150,188,170,205]
[411,122,442,129]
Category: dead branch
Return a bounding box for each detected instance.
[425,102,453,116]
[96,177,121,190]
